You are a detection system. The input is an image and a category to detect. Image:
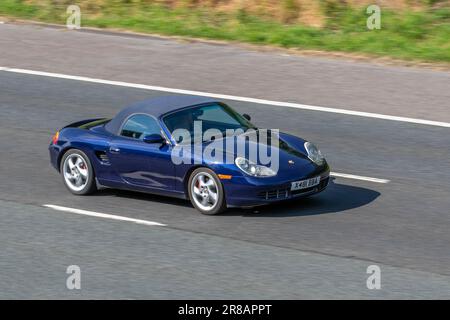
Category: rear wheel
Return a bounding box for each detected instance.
[60,149,97,195]
[188,168,226,215]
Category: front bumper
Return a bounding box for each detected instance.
[223,165,330,208]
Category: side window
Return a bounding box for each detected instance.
[120,114,161,140]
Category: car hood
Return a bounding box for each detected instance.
[201,131,320,178]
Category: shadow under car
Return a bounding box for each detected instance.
[94,178,381,217]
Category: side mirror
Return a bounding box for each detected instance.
[243,113,251,121]
[143,134,165,144]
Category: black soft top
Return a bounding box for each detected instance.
[104,95,219,135]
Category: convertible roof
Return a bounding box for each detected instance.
[105,95,219,134]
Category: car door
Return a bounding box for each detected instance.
[107,113,176,190]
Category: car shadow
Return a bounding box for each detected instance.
[94,178,380,217]
[94,187,193,208]
[223,178,381,217]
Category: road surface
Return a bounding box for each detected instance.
[0,22,449,299]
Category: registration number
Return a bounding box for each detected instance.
[291,176,321,191]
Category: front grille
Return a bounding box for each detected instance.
[257,177,329,200]
[258,188,289,200]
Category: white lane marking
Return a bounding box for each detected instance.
[1,66,450,128]
[330,172,390,184]
[43,204,167,226]
[0,66,391,185]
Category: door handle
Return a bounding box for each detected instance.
[109,146,120,153]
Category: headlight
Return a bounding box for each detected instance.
[304,142,325,165]
[235,157,276,177]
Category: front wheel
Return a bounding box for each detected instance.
[188,168,227,215]
[60,149,97,195]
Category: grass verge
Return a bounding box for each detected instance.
[0,1,449,63]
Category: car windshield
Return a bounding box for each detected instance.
[163,103,256,142]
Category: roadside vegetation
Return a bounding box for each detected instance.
[0,0,449,62]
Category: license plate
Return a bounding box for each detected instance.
[291,176,321,191]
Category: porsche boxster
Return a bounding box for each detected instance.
[49,96,330,214]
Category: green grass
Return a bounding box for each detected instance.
[0,0,449,62]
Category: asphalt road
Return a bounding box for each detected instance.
[0,22,449,121]
[0,22,450,299]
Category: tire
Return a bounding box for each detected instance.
[188,168,227,215]
[60,149,97,195]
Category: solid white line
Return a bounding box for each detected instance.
[330,172,390,184]
[1,66,450,128]
[43,204,167,226]
[1,66,392,185]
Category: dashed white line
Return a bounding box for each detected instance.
[43,204,167,226]
[1,66,450,128]
[331,172,390,184]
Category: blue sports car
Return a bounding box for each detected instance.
[49,96,330,215]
